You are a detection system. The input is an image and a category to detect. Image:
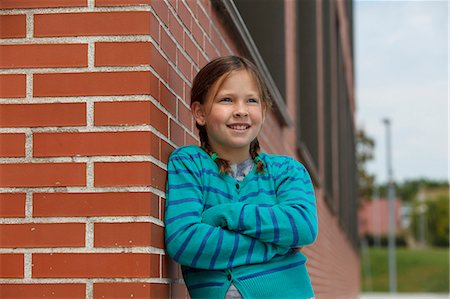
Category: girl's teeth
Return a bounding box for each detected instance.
[229,125,248,130]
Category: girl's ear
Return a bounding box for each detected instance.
[191,102,207,126]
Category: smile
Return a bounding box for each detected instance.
[227,124,251,131]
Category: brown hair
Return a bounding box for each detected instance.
[190,55,272,174]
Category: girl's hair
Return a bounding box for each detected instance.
[190,55,272,174]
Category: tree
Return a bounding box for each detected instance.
[356,128,376,200]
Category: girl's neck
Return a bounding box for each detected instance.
[211,146,251,164]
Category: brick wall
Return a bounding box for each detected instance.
[0,1,359,298]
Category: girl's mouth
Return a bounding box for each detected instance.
[227,124,251,131]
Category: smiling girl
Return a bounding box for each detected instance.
[165,55,318,299]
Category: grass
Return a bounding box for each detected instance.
[361,247,449,293]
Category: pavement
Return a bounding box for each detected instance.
[359,294,449,299]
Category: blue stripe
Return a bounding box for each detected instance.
[238,204,246,231]
[278,187,314,196]
[168,183,203,191]
[293,206,317,240]
[166,223,191,244]
[189,282,224,290]
[263,243,268,262]
[255,207,261,239]
[165,211,200,224]
[239,189,276,202]
[285,210,299,247]
[171,152,207,161]
[209,229,223,269]
[238,260,306,281]
[204,186,233,199]
[270,160,290,168]
[227,233,239,268]
[168,197,202,206]
[246,238,256,264]
[191,227,215,268]
[168,169,201,177]
[268,207,279,243]
[174,227,198,261]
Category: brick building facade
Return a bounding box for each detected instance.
[0,0,359,298]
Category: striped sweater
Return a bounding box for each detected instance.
[164,145,318,299]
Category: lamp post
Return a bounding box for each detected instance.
[383,118,397,293]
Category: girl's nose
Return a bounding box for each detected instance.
[233,102,249,117]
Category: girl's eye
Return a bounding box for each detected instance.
[248,98,259,103]
[219,97,232,103]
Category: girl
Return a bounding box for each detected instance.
[165,55,318,299]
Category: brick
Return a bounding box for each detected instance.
[94,101,168,136]
[186,132,199,146]
[150,42,169,81]
[94,222,164,248]
[185,33,199,64]
[34,71,152,97]
[95,0,151,6]
[178,101,192,131]
[177,50,192,81]
[0,193,25,218]
[191,21,204,49]
[177,1,191,30]
[171,283,189,299]
[33,192,158,217]
[150,163,166,192]
[160,139,174,165]
[170,119,184,146]
[94,162,151,187]
[195,1,210,35]
[0,223,85,248]
[34,131,153,157]
[0,103,86,128]
[159,82,176,116]
[168,64,184,98]
[34,12,151,37]
[150,12,159,42]
[0,0,86,9]
[32,253,159,278]
[160,29,176,63]
[0,44,87,69]
[152,0,169,26]
[94,283,169,299]
[0,74,25,98]
[0,15,26,39]
[150,132,160,159]
[0,284,85,299]
[95,42,151,66]
[0,254,23,278]
[168,11,183,45]
[0,163,85,187]
[150,102,169,136]
[0,133,25,157]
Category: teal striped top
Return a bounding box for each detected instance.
[165,145,318,298]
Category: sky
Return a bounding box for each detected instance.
[354,0,449,184]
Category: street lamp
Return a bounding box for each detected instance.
[383,118,397,293]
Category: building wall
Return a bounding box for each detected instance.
[0,1,359,298]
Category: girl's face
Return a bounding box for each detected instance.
[192,69,266,162]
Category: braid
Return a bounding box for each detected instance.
[250,138,266,174]
[198,126,231,174]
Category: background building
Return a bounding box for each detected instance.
[0,0,359,298]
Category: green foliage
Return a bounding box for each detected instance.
[375,178,449,202]
[356,128,376,199]
[361,247,449,292]
[411,195,449,247]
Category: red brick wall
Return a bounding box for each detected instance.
[0,1,359,298]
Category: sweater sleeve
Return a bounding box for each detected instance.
[164,150,290,270]
[201,158,318,248]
